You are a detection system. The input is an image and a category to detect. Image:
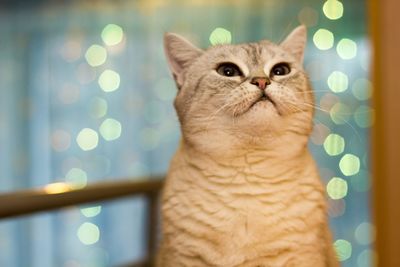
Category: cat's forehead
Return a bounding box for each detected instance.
[205,40,288,64]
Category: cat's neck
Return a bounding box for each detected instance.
[176,137,315,181]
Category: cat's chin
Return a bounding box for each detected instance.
[232,100,282,133]
[244,98,279,118]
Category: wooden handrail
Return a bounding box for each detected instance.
[0,177,164,219]
[0,177,164,267]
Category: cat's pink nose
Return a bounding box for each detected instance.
[250,77,271,90]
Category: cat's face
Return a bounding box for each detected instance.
[164,26,314,154]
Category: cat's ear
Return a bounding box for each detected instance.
[164,33,203,88]
[280,25,307,64]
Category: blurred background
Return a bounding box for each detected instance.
[0,0,373,266]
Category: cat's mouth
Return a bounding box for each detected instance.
[229,91,279,117]
[250,92,276,108]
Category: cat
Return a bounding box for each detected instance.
[156,25,339,267]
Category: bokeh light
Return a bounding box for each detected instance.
[98,69,120,92]
[89,97,108,119]
[81,206,102,218]
[352,78,372,100]
[327,71,348,93]
[311,123,331,145]
[101,24,124,46]
[85,45,107,67]
[334,239,352,261]
[323,133,345,156]
[139,128,160,151]
[60,40,82,62]
[337,39,357,60]
[313,29,334,50]
[339,154,361,176]
[298,7,319,27]
[77,222,100,245]
[44,182,71,194]
[354,105,374,128]
[328,198,346,218]
[76,128,99,151]
[320,93,340,111]
[354,222,375,245]
[357,249,376,267]
[99,118,122,141]
[209,28,232,45]
[65,168,87,189]
[323,0,344,20]
[330,102,351,125]
[327,177,348,200]
[51,129,71,152]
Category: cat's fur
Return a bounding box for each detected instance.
[157,26,339,267]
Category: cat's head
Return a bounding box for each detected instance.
[164,26,314,156]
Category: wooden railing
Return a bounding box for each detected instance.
[0,177,164,267]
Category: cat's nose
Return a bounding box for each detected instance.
[250,77,271,90]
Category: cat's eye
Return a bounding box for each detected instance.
[216,63,242,77]
[271,63,291,76]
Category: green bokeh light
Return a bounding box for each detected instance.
[323,133,345,156]
[81,206,102,218]
[327,177,348,200]
[327,71,348,93]
[337,38,357,60]
[330,102,351,125]
[339,154,360,176]
[65,168,87,189]
[89,97,108,119]
[99,118,122,141]
[101,24,124,46]
[352,78,372,101]
[77,222,100,245]
[334,239,352,261]
[354,105,374,128]
[357,249,376,267]
[354,222,375,245]
[313,29,334,50]
[323,0,344,20]
[209,27,232,45]
[85,45,107,67]
[98,69,120,92]
[76,128,99,151]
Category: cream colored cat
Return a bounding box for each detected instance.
[157,26,339,267]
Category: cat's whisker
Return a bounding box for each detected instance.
[202,98,247,131]
[290,90,334,94]
[282,100,355,143]
[294,102,362,142]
